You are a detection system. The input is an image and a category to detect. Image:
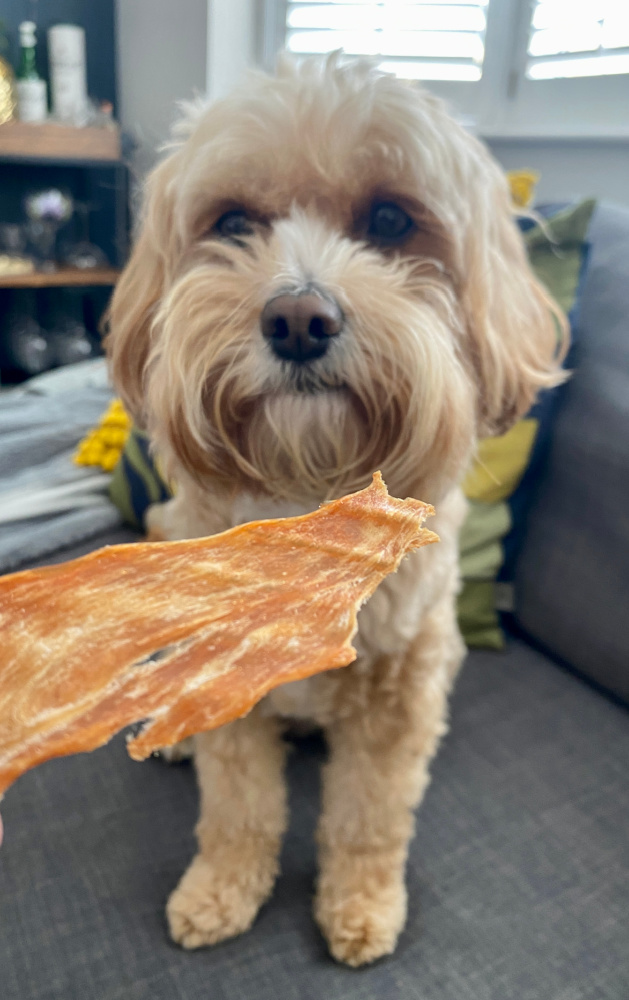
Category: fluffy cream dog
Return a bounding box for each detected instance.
[106,54,566,966]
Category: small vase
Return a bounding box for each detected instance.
[27,219,60,272]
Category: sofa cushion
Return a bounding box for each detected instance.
[458,199,596,650]
[514,202,629,703]
[2,638,628,1000]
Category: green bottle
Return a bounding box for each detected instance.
[16,21,47,123]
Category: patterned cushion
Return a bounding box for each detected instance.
[109,427,170,528]
[458,198,596,648]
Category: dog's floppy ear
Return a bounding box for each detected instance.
[460,170,568,437]
[105,156,179,425]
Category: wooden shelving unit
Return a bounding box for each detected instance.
[0,266,121,289]
[0,122,121,163]
[0,5,123,382]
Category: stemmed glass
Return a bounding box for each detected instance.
[63,201,109,270]
[24,189,73,272]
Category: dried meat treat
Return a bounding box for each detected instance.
[0,473,437,796]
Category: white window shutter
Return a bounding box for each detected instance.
[285,1,489,82]
[526,0,629,79]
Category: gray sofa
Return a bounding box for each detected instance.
[1,203,628,1000]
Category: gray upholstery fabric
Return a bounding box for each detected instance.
[16,525,141,572]
[514,202,629,703]
[0,359,122,573]
[2,639,628,1000]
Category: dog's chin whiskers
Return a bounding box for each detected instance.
[281,363,345,395]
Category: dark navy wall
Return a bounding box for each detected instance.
[0,0,117,111]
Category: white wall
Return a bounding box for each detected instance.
[206,0,257,101]
[115,0,208,177]
[487,139,629,209]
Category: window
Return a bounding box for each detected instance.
[285,1,489,82]
[262,0,629,138]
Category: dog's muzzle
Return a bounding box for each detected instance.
[261,289,343,364]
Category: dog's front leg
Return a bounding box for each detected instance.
[167,708,288,949]
[315,598,464,966]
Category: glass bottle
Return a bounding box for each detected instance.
[45,288,94,368]
[4,290,54,377]
[16,21,47,123]
[64,202,108,270]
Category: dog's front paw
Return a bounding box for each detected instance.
[315,857,407,967]
[166,851,276,950]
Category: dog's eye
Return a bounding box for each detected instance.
[368,203,414,243]
[215,210,255,240]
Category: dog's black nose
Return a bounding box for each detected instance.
[261,292,343,363]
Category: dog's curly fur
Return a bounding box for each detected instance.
[106,54,567,966]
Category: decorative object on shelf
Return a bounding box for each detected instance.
[0,223,34,277]
[0,255,34,277]
[24,188,73,272]
[0,223,27,256]
[0,18,17,124]
[45,287,94,366]
[2,290,54,376]
[48,24,88,126]
[96,100,115,130]
[16,21,47,124]
[63,201,109,270]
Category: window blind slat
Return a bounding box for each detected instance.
[378,58,482,80]
[287,29,483,59]
[532,1,604,32]
[529,26,601,57]
[287,5,486,33]
[287,0,487,5]
[528,51,629,78]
